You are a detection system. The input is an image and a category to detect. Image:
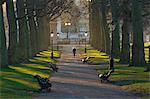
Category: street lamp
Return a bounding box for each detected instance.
[86,0,91,43]
[57,32,60,50]
[51,31,54,59]
[85,31,88,53]
[110,21,116,58]
[65,22,71,39]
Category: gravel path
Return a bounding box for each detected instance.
[33,45,140,99]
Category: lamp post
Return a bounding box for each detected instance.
[86,0,91,43]
[51,32,54,59]
[110,21,116,58]
[57,32,60,51]
[85,32,88,53]
[65,22,71,39]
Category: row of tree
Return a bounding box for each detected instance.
[0,0,73,67]
[89,0,150,66]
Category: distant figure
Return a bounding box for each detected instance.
[72,48,76,57]
[109,57,114,72]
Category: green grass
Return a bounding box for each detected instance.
[131,42,150,62]
[80,44,150,97]
[36,50,61,58]
[80,43,150,64]
[96,65,150,95]
[0,50,60,99]
[80,49,118,64]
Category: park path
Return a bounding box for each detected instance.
[33,45,140,99]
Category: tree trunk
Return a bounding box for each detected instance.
[96,7,102,50]
[89,1,92,45]
[38,16,50,51]
[90,0,95,48]
[101,0,110,54]
[17,0,31,62]
[110,0,120,58]
[6,0,19,64]
[91,5,97,49]
[33,0,50,52]
[99,5,106,52]
[91,1,102,50]
[0,1,8,67]
[98,7,105,52]
[120,0,130,64]
[27,0,39,56]
[91,0,96,48]
[131,0,146,66]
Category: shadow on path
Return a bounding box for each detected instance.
[33,45,140,99]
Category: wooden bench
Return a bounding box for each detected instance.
[98,70,114,83]
[81,57,94,63]
[48,63,58,72]
[34,75,52,92]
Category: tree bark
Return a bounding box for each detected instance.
[93,8,99,49]
[38,16,50,51]
[6,0,19,64]
[16,0,31,62]
[89,1,92,45]
[0,1,8,67]
[120,0,130,64]
[98,7,105,51]
[27,0,39,56]
[90,0,94,47]
[33,0,50,52]
[131,0,146,66]
[96,7,102,50]
[90,1,102,50]
[101,0,110,54]
[110,0,120,58]
[99,5,106,52]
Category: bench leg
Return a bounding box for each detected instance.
[47,87,51,92]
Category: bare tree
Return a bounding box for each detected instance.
[6,0,19,64]
[32,0,74,21]
[0,1,8,67]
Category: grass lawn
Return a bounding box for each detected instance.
[79,44,150,98]
[97,65,150,99]
[0,50,60,99]
[96,65,150,94]
[80,49,116,64]
[80,43,150,64]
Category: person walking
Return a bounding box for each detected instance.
[72,48,76,57]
